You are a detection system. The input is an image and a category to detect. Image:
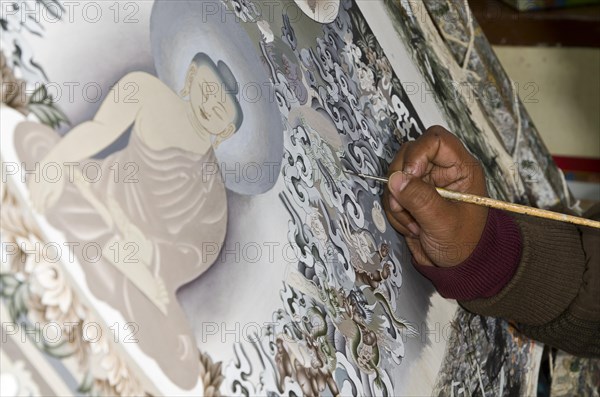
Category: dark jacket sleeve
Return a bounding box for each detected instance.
[415,204,600,357]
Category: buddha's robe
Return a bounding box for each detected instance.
[15,122,227,389]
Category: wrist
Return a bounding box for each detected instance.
[414,209,522,301]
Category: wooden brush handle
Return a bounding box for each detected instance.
[436,188,600,229]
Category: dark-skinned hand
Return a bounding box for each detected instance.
[383,126,489,267]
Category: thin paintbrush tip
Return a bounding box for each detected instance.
[343,170,362,177]
[343,170,389,183]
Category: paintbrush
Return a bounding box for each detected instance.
[343,170,600,229]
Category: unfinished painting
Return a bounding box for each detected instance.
[1,0,566,395]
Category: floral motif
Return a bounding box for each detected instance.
[199,351,224,397]
[357,65,375,92]
[1,164,148,396]
[0,2,68,129]
[369,88,389,121]
[0,51,28,114]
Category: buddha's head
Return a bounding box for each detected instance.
[181,53,243,147]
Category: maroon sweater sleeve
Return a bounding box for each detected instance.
[413,208,522,301]
[411,205,599,357]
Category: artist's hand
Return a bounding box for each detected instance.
[384,126,489,267]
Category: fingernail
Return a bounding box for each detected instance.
[389,196,402,212]
[403,166,416,175]
[389,171,409,192]
[407,222,420,236]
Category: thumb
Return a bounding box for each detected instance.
[388,171,454,231]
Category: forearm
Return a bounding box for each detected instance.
[415,205,600,357]
[43,73,148,164]
[459,211,586,325]
[508,206,600,357]
[43,121,125,164]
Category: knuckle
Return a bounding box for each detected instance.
[426,125,450,138]
[390,144,411,172]
[388,162,402,175]
[392,209,409,223]
[403,158,421,174]
[383,207,393,220]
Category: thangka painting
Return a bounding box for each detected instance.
[1,0,569,395]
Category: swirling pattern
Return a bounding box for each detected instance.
[224,1,424,395]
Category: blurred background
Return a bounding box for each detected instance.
[471,0,600,210]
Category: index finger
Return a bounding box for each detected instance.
[402,126,472,177]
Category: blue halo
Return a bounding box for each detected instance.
[150,0,284,195]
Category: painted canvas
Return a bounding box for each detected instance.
[1,0,569,395]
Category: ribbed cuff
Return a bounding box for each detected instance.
[461,211,587,326]
[414,209,522,301]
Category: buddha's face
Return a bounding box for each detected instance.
[187,62,239,137]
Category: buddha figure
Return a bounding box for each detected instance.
[18,52,243,389]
